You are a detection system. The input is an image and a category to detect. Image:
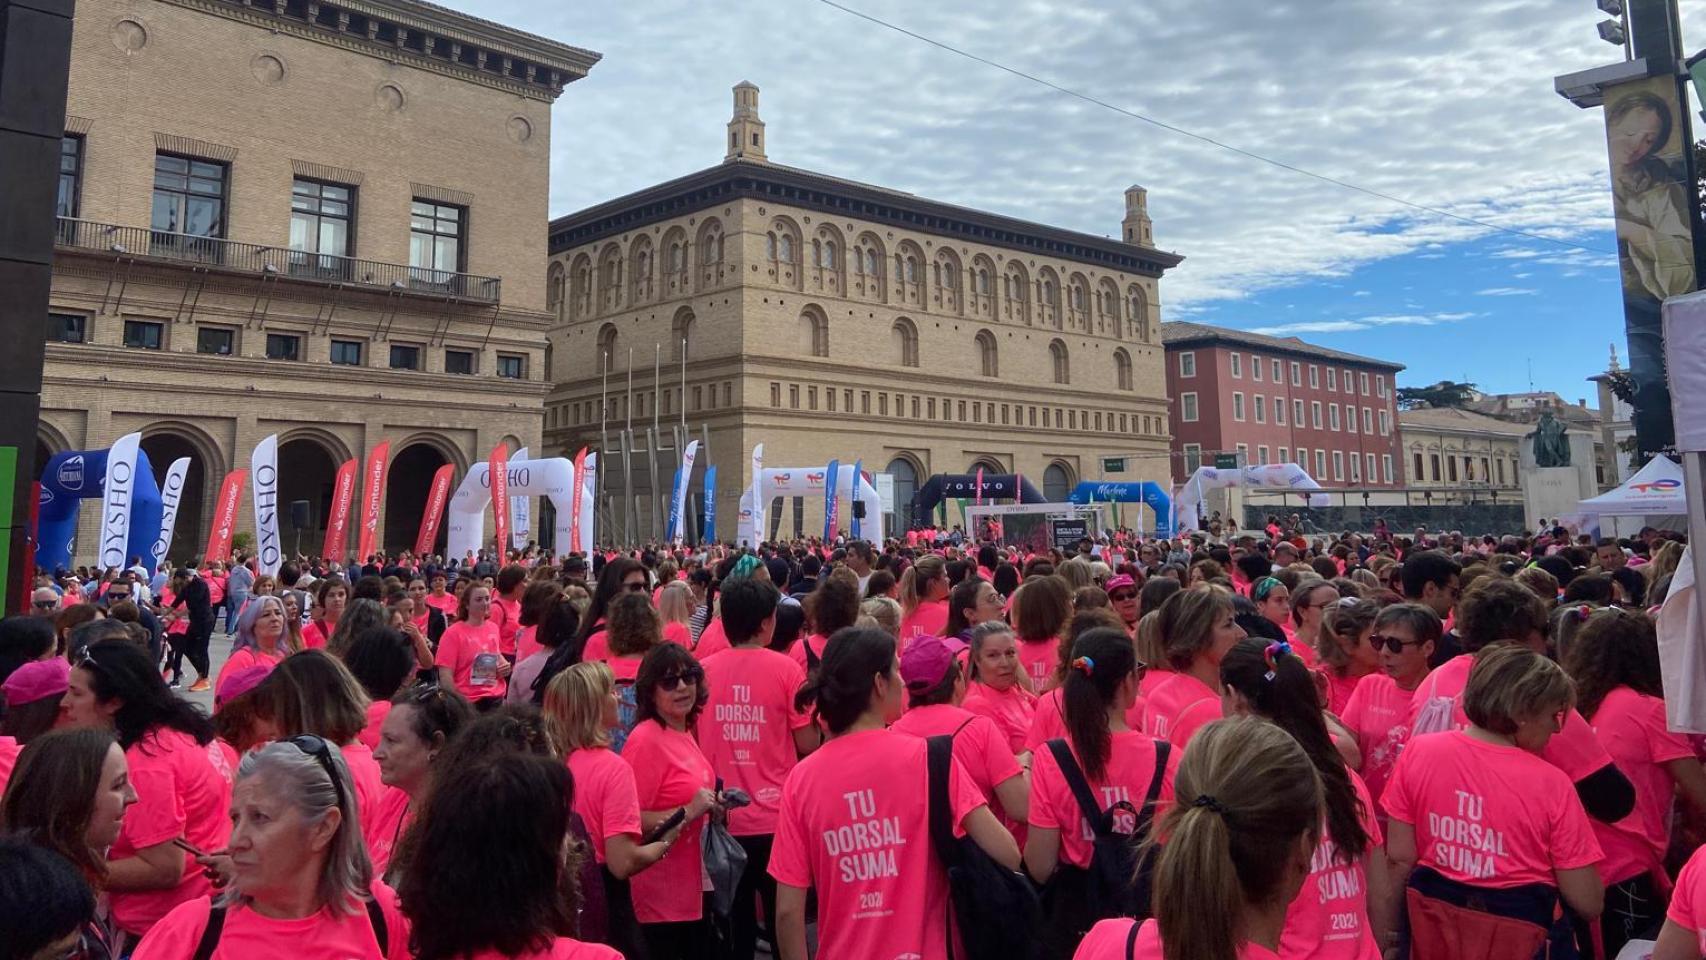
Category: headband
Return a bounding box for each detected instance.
[1252,577,1282,601]
[1263,641,1292,681]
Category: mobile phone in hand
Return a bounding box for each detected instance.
[643,808,686,844]
[172,837,207,858]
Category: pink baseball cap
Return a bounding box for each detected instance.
[215,665,272,708]
[3,658,69,707]
[1105,574,1137,593]
[899,634,968,691]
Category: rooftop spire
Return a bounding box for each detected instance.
[725,81,767,163]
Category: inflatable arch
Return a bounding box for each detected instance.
[1066,481,1175,536]
[910,473,1045,530]
[445,456,595,560]
[1173,463,1328,533]
[737,466,884,546]
[37,441,165,574]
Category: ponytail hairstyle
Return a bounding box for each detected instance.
[1219,638,1368,865]
[1147,717,1323,960]
[1061,628,1140,781]
[793,626,895,735]
[1053,608,1124,685]
[899,555,947,618]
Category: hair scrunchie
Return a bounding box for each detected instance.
[1071,656,1095,676]
[1263,641,1292,681]
[1192,794,1228,815]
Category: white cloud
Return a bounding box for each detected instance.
[1476,287,1539,296]
[1246,312,1473,336]
[1352,290,1372,297]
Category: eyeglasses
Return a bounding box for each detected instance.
[287,734,348,813]
[1108,590,1138,602]
[658,669,703,691]
[1369,634,1425,654]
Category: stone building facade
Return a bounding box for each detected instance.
[543,84,1181,541]
[42,0,597,563]
[1396,407,1528,498]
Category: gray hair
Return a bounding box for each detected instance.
[231,595,286,655]
[223,740,371,915]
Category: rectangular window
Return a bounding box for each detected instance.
[1413,452,1424,480]
[1310,401,1322,429]
[1279,446,1289,464]
[47,312,86,344]
[1257,445,1270,465]
[1308,365,1319,388]
[1293,399,1304,426]
[1178,351,1196,377]
[1118,413,1127,432]
[1274,396,1286,425]
[1350,454,1362,482]
[331,340,364,366]
[1327,368,1338,391]
[1345,370,1355,393]
[1447,457,1459,482]
[266,333,302,361]
[1359,372,1370,395]
[122,319,163,350]
[827,389,837,413]
[1232,392,1245,421]
[1329,404,1341,431]
[445,349,475,375]
[1362,407,1373,434]
[958,400,968,421]
[1181,392,1199,422]
[1253,394,1266,423]
[1332,451,1344,481]
[1368,454,1378,484]
[1236,443,1249,466]
[1346,406,1357,434]
[1379,410,1391,436]
[1383,455,1394,483]
[1430,454,1441,481]
[861,391,871,414]
[1272,359,1283,382]
[1290,361,1302,386]
[789,385,800,409]
[151,154,227,240]
[409,199,465,277]
[1315,449,1327,478]
[911,397,920,418]
[1184,444,1202,473]
[389,344,421,370]
[722,383,731,407]
[58,135,83,219]
[1377,375,1388,399]
[1252,355,1263,381]
[290,178,354,273]
[195,326,235,356]
[1229,353,1242,378]
[808,386,818,411]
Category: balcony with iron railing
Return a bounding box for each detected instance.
[54,217,502,304]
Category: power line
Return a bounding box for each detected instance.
[814,0,1616,257]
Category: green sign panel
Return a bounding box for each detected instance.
[1214,453,1240,470]
[1101,457,1126,473]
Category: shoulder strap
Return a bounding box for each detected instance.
[191,905,228,960]
[1125,918,1141,960]
[951,715,976,739]
[1046,738,1113,838]
[367,897,388,955]
[925,734,958,863]
[804,636,821,671]
[1133,741,1171,838]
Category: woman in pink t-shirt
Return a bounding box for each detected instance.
[1289,581,1340,670]
[1072,717,1324,960]
[1222,639,1390,960]
[656,581,696,650]
[791,569,863,669]
[1384,644,1605,953]
[1314,598,1380,716]
[393,748,620,960]
[422,573,458,623]
[1013,576,1073,692]
[218,596,291,694]
[898,555,952,650]
[61,640,234,942]
[622,643,722,957]
[131,739,411,960]
[1144,586,1245,747]
[960,622,1038,755]
[769,626,1019,960]
[1655,843,1706,960]
[370,682,474,880]
[1564,607,1706,958]
[571,557,648,664]
[433,585,510,705]
[1339,603,1440,803]
[1252,576,1292,636]
[1026,629,1177,957]
[302,578,348,651]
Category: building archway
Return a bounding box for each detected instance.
[885,455,921,532]
[1043,461,1075,502]
[278,437,340,561]
[967,458,1004,476]
[139,430,213,565]
[384,442,452,556]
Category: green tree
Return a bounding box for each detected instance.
[1396,380,1478,410]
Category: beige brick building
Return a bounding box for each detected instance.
[544,84,1181,541]
[42,0,597,563]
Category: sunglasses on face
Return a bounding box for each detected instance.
[1109,590,1138,602]
[658,670,703,692]
[1369,634,1424,654]
[287,734,348,812]
[33,600,57,609]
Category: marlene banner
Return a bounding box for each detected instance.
[357,441,390,562]
[204,469,248,561]
[251,435,281,576]
[323,458,357,560]
[703,465,718,544]
[414,464,455,557]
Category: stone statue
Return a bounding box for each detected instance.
[1532,411,1571,467]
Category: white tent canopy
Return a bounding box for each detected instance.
[1576,455,1686,517]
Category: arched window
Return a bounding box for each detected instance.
[865,249,879,275]
[546,263,565,310]
[779,234,794,263]
[886,455,920,530]
[669,243,684,272]
[975,330,998,378]
[904,257,918,283]
[1114,347,1133,391]
[1049,339,1069,384]
[811,240,822,267]
[766,232,778,260]
[597,324,619,372]
[893,318,919,368]
[801,308,829,357]
[1071,285,1085,310]
[942,262,957,289]
[1128,285,1149,339]
[977,269,990,295]
[825,241,837,268]
[1043,463,1072,502]
[671,309,694,361]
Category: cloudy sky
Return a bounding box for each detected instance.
[458,0,1703,400]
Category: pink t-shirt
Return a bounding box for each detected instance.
[697,646,812,836]
[1074,918,1281,960]
[1382,731,1602,887]
[890,703,1023,806]
[624,719,715,923]
[216,647,285,691]
[568,747,644,865]
[579,626,611,663]
[111,728,237,936]
[1586,686,1695,884]
[1017,636,1060,691]
[342,741,385,848]
[515,625,542,663]
[1666,843,1706,950]
[960,681,1037,755]
[490,595,521,655]
[1324,670,1364,717]
[899,599,950,650]
[1406,654,1615,783]
[769,728,984,960]
[662,621,692,649]
[1029,730,1177,869]
[358,700,392,751]
[0,735,21,798]
[1278,769,1383,960]
[1142,671,1221,748]
[463,941,622,960]
[131,882,410,960]
[423,592,457,619]
[785,632,829,671]
[434,620,506,701]
[695,619,729,660]
[1024,689,1067,752]
[366,786,411,878]
[1338,672,1417,802]
[301,619,331,650]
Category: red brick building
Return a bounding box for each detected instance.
[1161,322,1405,489]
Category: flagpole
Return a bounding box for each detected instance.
[625,348,634,544]
[598,350,608,546]
[653,343,663,541]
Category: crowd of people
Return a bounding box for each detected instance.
[0,517,1699,960]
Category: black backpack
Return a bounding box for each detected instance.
[1039,737,1170,960]
[925,730,1045,960]
[193,898,388,960]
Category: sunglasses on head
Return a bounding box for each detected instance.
[1369,633,1424,654]
[287,734,348,812]
[658,669,703,691]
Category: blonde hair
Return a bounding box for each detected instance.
[859,597,901,638]
[1148,717,1322,960]
[657,581,694,628]
[1463,643,1574,736]
[1513,566,1560,603]
[1647,541,1683,584]
[1156,585,1235,672]
[544,661,613,752]
[1135,610,1165,668]
[1056,557,1095,590]
[1317,598,1379,673]
[899,555,947,618]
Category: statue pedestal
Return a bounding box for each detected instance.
[1522,468,1592,531]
